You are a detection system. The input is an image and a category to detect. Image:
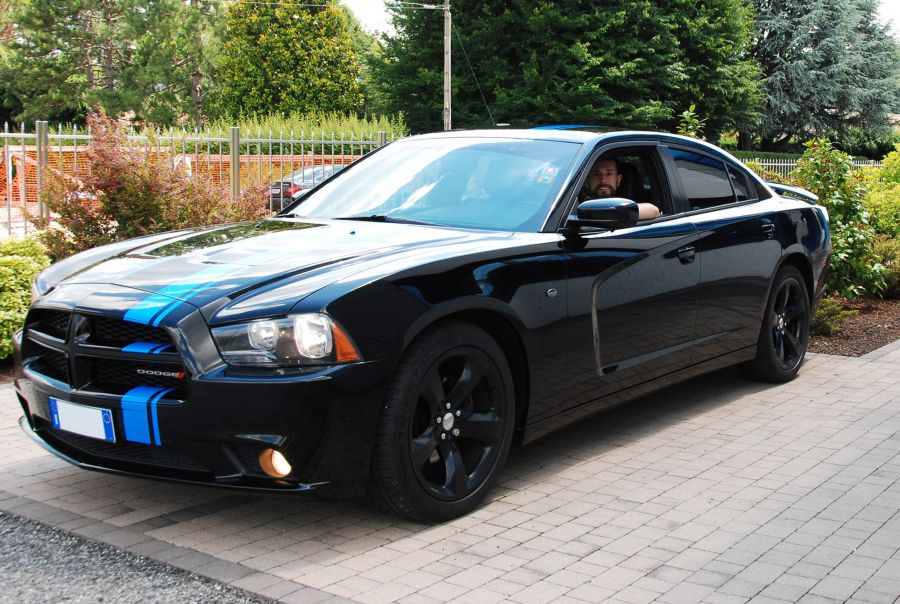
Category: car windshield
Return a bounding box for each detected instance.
[289,165,337,185]
[287,137,581,231]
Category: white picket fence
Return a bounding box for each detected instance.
[744,157,883,178]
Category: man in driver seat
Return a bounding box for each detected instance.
[580,159,660,220]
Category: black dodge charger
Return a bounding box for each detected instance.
[14,130,831,521]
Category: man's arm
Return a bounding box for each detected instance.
[637,203,660,220]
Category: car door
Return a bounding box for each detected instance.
[663,145,782,365]
[535,143,701,421]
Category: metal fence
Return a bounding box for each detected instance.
[0,123,887,238]
[1,121,392,237]
[746,157,883,178]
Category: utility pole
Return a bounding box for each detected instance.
[442,0,451,131]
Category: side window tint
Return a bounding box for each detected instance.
[670,148,735,210]
[726,165,752,201]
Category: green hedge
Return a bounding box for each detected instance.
[0,237,49,360]
[731,150,804,161]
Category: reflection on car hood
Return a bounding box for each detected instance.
[47,218,513,321]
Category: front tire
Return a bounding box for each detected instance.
[742,265,810,382]
[372,321,515,522]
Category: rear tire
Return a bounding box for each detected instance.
[742,265,810,382]
[372,321,515,522]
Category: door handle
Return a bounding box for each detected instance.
[676,246,695,264]
[762,223,775,239]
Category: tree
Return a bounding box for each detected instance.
[2,0,220,125]
[214,0,362,118]
[751,0,900,150]
[374,0,760,136]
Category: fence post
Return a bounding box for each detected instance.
[230,126,240,201]
[377,131,387,147]
[36,120,49,218]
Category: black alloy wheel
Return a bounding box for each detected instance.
[743,265,810,382]
[373,321,515,521]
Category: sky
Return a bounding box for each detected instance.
[343,0,900,39]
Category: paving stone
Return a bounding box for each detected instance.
[4,346,900,603]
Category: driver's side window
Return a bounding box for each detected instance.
[580,148,666,220]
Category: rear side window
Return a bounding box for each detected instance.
[669,148,735,210]
[726,165,752,201]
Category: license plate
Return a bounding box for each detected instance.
[49,397,115,442]
[270,188,282,195]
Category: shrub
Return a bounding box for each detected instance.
[810,296,858,336]
[0,237,50,360]
[743,161,788,184]
[864,143,900,238]
[874,235,900,300]
[792,139,884,298]
[34,112,270,261]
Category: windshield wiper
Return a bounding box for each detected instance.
[335,215,435,226]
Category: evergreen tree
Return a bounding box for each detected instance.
[751,0,900,149]
[2,0,220,125]
[374,0,760,136]
[214,0,362,118]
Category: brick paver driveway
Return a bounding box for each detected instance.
[2,342,900,604]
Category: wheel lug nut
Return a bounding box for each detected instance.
[445,403,451,409]
[436,417,441,424]
[452,428,460,436]
[440,433,446,440]
[455,410,460,417]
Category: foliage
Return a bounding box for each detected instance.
[874,235,900,299]
[863,143,900,238]
[33,112,269,261]
[750,0,900,149]
[0,236,49,360]
[731,150,803,161]
[203,112,407,141]
[374,0,761,136]
[793,139,884,298]
[2,0,221,126]
[676,104,707,138]
[835,128,900,160]
[742,161,785,183]
[810,296,858,336]
[214,0,362,118]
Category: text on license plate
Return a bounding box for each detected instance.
[49,397,115,442]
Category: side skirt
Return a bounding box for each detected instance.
[521,346,756,445]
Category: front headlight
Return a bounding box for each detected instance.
[211,313,362,367]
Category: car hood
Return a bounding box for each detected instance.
[40,218,515,324]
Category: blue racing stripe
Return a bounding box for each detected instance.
[123,250,287,327]
[148,388,173,446]
[121,342,172,354]
[123,264,239,326]
[121,386,165,445]
[121,342,159,354]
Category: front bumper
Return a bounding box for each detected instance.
[14,311,395,497]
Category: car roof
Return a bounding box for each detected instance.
[394,129,757,183]
[406,128,727,152]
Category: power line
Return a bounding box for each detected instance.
[453,22,495,127]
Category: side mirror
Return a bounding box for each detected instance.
[566,198,639,232]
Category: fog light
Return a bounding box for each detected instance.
[259,448,292,478]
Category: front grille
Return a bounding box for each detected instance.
[27,309,70,339]
[91,316,173,348]
[34,346,68,383]
[92,359,188,398]
[23,311,188,399]
[47,428,208,473]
